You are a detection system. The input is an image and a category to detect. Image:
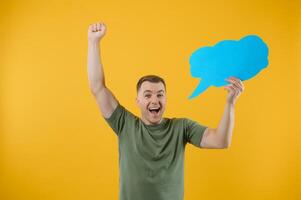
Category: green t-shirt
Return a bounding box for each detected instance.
[104,103,207,200]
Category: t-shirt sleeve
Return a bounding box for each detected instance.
[184,118,208,148]
[103,103,130,136]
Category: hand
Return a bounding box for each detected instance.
[88,22,107,43]
[224,77,244,106]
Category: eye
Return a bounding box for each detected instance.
[157,94,163,97]
[145,94,151,98]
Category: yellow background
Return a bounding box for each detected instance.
[1,0,300,199]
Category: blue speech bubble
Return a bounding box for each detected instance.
[188,35,269,99]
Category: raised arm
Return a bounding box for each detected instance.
[87,22,118,118]
[200,77,244,149]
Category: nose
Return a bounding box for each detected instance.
[150,96,159,104]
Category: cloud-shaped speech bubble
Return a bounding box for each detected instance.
[188,35,269,99]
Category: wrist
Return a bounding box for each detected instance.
[226,101,235,108]
[88,39,101,45]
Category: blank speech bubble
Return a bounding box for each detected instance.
[188,35,269,99]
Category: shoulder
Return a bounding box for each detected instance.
[105,102,138,123]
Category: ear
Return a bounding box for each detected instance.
[135,96,139,106]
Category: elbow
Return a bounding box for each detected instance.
[220,145,230,149]
[215,130,231,149]
[216,137,230,149]
[220,142,231,149]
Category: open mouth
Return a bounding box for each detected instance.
[148,107,161,115]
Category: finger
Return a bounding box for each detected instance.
[225,84,238,96]
[224,85,235,93]
[231,78,244,90]
[224,85,230,91]
[233,84,242,97]
[230,77,244,90]
[231,83,242,94]
[233,82,243,92]
[96,23,100,31]
[100,23,106,32]
[227,78,243,92]
[93,24,97,32]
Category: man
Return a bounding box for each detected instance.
[87,22,244,200]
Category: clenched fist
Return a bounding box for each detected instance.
[88,22,107,43]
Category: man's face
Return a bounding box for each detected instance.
[136,81,167,125]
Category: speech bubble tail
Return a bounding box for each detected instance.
[188,80,210,99]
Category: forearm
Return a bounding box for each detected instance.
[216,102,235,147]
[87,40,105,93]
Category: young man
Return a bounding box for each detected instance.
[87,22,244,200]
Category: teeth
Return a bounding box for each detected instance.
[149,107,160,113]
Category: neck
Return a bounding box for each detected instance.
[141,117,163,125]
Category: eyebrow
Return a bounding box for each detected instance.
[143,90,165,94]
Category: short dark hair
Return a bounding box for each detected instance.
[136,75,166,93]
